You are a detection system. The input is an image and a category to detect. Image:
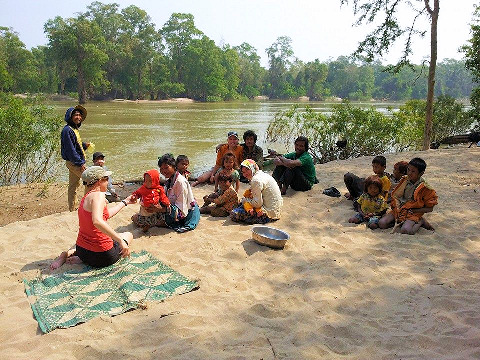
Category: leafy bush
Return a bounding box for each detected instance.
[267,102,401,163]
[267,97,471,162]
[393,96,473,149]
[0,93,61,185]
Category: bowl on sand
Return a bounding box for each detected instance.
[251,226,290,249]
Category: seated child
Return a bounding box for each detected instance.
[378,157,438,235]
[388,161,408,201]
[344,155,391,207]
[176,155,191,181]
[242,188,264,216]
[200,175,238,217]
[92,151,120,202]
[214,152,240,193]
[348,175,388,229]
[131,169,171,232]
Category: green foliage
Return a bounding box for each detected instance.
[0,94,62,185]
[267,102,400,163]
[462,3,480,130]
[267,97,471,161]
[393,96,472,149]
[266,36,294,99]
[0,3,475,102]
[233,42,265,98]
[44,14,108,103]
[183,37,227,101]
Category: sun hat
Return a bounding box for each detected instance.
[92,152,105,161]
[72,105,87,119]
[82,166,112,186]
[227,131,239,139]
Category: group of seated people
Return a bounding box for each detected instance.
[54,104,438,271]
[344,155,438,235]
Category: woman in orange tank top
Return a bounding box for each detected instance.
[50,166,136,269]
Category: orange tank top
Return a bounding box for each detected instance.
[76,192,113,252]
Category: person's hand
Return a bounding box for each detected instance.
[119,239,130,258]
[80,164,87,172]
[247,209,255,216]
[123,195,137,205]
[209,174,215,183]
[146,203,166,213]
[273,157,282,166]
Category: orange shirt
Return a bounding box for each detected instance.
[215,144,244,168]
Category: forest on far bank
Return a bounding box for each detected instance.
[0,2,476,103]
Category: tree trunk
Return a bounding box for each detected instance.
[77,65,87,104]
[422,0,439,150]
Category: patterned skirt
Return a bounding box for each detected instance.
[230,205,272,224]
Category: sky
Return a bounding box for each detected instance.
[0,0,476,67]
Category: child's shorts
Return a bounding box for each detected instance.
[354,213,380,227]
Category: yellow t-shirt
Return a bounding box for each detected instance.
[379,174,391,201]
[357,193,389,215]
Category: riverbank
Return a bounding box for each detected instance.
[1,147,480,359]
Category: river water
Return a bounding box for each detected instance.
[51,100,400,181]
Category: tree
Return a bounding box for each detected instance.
[233,42,265,98]
[182,36,226,101]
[221,45,240,100]
[44,15,108,103]
[0,27,37,93]
[462,4,480,129]
[303,59,329,100]
[118,5,158,99]
[341,0,440,150]
[161,13,203,86]
[266,36,294,99]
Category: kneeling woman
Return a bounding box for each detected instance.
[51,166,135,269]
[230,159,283,224]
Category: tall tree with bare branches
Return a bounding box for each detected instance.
[341,0,439,150]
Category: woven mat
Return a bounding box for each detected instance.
[24,250,198,333]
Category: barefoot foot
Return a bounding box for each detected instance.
[65,256,83,265]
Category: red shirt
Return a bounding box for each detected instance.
[132,169,170,208]
[76,193,113,252]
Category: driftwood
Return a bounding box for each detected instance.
[430,132,480,149]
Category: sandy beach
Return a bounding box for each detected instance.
[1,147,480,359]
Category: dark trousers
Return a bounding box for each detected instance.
[344,172,365,199]
[272,165,312,191]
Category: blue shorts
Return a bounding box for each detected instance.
[354,213,380,226]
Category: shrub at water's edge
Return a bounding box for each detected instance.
[267,98,473,163]
[0,93,62,185]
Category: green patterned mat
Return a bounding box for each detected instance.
[24,250,198,333]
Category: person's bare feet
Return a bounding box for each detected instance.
[280,185,287,195]
[421,218,435,231]
[65,256,83,265]
[50,252,67,270]
[344,192,352,200]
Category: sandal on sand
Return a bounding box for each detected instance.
[323,187,341,197]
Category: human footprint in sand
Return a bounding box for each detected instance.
[51,166,135,270]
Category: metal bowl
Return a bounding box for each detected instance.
[251,226,290,249]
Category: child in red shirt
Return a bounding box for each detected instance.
[131,169,170,232]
